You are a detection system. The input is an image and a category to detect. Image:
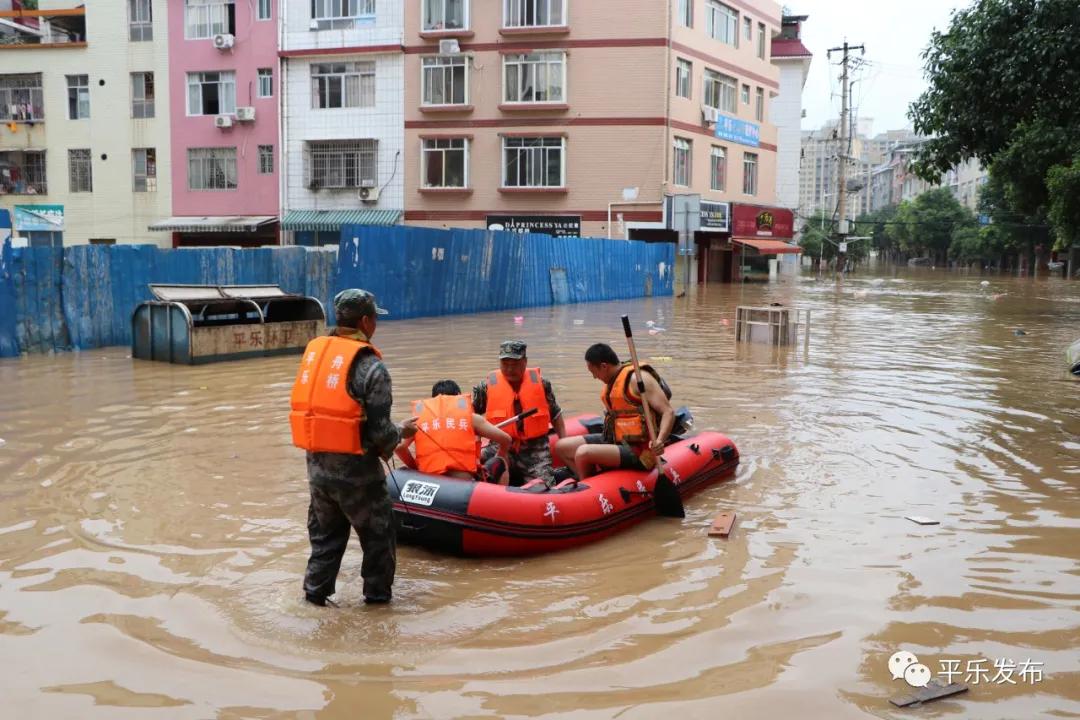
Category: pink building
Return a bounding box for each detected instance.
[153,0,280,246]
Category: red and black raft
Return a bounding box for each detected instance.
[385,412,739,556]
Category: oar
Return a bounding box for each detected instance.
[494,407,538,429]
[621,315,686,519]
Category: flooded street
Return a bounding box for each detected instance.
[1,269,1078,719]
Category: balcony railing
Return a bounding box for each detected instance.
[0,6,87,48]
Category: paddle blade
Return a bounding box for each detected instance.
[621,314,633,338]
[653,469,685,518]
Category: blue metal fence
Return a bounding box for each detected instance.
[0,227,673,357]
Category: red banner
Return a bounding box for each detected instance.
[732,205,794,238]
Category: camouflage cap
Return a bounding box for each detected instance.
[498,340,527,360]
[333,288,388,327]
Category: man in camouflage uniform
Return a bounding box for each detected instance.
[302,289,416,606]
[472,340,566,487]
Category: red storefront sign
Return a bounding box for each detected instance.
[732,205,794,238]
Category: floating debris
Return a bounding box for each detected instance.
[890,679,969,708]
[573,319,584,325]
[513,316,524,325]
[1014,329,1027,336]
[980,280,990,287]
[708,511,736,538]
[905,515,939,526]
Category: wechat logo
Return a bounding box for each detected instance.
[889,650,932,688]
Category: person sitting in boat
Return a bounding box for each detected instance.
[472,340,567,487]
[396,380,514,482]
[555,343,675,482]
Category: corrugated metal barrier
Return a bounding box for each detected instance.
[0,228,673,356]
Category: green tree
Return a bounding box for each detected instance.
[890,189,975,263]
[1047,154,1080,251]
[797,213,836,265]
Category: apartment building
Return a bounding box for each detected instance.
[770,13,810,213]
[0,0,172,247]
[151,0,280,247]
[278,0,404,245]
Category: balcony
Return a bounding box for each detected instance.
[0,150,47,195]
[0,5,87,49]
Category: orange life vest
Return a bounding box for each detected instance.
[289,335,382,454]
[602,362,663,444]
[413,395,479,476]
[484,367,551,441]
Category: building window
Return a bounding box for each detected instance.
[673,137,691,187]
[422,56,468,105]
[710,145,726,191]
[0,74,44,122]
[258,68,273,98]
[706,1,738,46]
[742,15,750,41]
[129,0,153,41]
[188,147,238,190]
[187,72,236,115]
[703,69,736,114]
[424,0,467,31]
[503,52,565,103]
[132,148,157,192]
[131,72,155,118]
[0,150,46,194]
[258,0,272,20]
[502,136,564,188]
[740,83,749,105]
[258,144,274,174]
[67,75,90,120]
[504,0,565,28]
[185,0,236,40]
[743,151,758,195]
[678,0,692,27]
[422,138,468,188]
[311,62,375,109]
[675,59,692,99]
[311,0,375,30]
[757,22,766,59]
[69,149,92,192]
[755,86,764,121]
[306,140,377,188]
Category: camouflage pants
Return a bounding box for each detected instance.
[480,437,554,486]
[304,475,396,603]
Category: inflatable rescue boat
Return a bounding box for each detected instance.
[386,412,739,556]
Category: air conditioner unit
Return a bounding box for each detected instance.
[701,105,718,125]
[236,106,256,122]
[358,186,380,203]
[439,38,461,54]
[214,114,233,128]
[212,33,235,50]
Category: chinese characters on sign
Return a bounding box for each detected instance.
[486,215,582,238]
[889,650,1043,689]
[713,115,760,147]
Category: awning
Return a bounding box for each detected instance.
[281,209,402,231]
[148,216,278,233]
[733,237,801,254]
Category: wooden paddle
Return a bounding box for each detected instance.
[621,315,685,519]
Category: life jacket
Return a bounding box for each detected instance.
[601,362,670,444]
[484,367,551,441]
[289,335,381,454]
[413,394,479,476]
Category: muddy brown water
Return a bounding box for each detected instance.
[1,270,1078,719]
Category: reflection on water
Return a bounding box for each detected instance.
[1,270,1078,718]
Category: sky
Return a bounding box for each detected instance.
[793,0,970,136]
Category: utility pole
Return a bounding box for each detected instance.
[827,40,864,276]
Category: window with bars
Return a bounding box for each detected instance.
[185,0,235,39]
[69,149,93,192]
[188,147,238,190]
[755,86,764,121]
[258,0,272,20]
[187,71,236,115]
[706,1,738,46]
[504,0,565,28]
[258,68,273,98]
[677,0,693,27]
[67,75,90,120]
[675,59,691,99]
[743,151,758,195]
[502,136,564,188]
[0,74,44,122]
[311,62,375,108]
[710,146,726,191]
[311,0,375,30]
[673,138,691,187]
[258,144,274,174]
[132,72,155,118]
[757,22,767,59]
[132,148,157,192]
[424,0,467,30]
[129,0,153,41]
[703,69,736,113]
[0,150,47,194]
[503,52,565,103]
[422,138,467,188]
[422,56,467,106]
[306,140,377,188]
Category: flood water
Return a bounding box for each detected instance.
[1,269,1078,719]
